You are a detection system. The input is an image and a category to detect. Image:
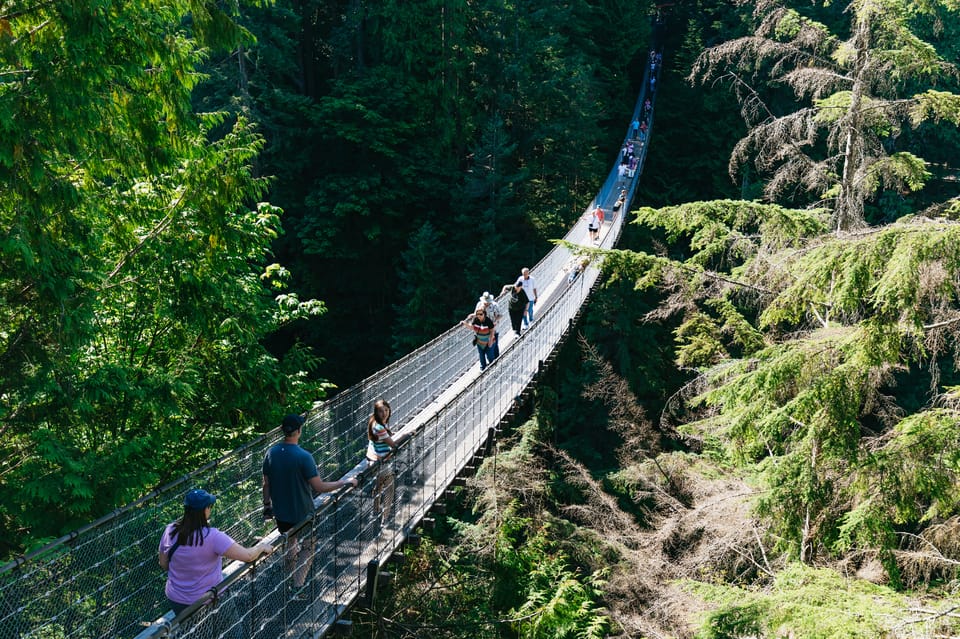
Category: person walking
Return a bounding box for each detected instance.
[365,399,404,529]
[262,414,358,592]
[461,306,497,370]
[477,292,503,359]
[159,489,274,615]
[613,189,626,219]
[500,280,529,336]
[586,207,602,244]
[518,268,538,328]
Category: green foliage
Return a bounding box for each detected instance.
[912,89,960,125]
[512,546,609,639]
[838,408,960,552]
[189,0,648,384]
[609,196,960,571]
[689,0,960,228]
[0,1,326,553]
[686,562,951,638]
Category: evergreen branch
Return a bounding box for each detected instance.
[9,17,50,47]
[676,260,773,295]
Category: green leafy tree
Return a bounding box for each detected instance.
[0,0,325,553]
[689,0,960,230]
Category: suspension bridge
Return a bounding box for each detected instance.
[0,47,663,639]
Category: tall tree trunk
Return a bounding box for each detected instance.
[837,7,872,231]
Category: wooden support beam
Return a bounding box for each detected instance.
[363,560,378,607]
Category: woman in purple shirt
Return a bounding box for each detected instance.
[158,489,274,615]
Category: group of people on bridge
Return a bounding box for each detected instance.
[159,401,403,615]
[460,267,538,371]
[153,46,664,626]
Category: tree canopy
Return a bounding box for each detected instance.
[689,0,960,229]
[0,0,325,551]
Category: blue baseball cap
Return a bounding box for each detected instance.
[184,489,217,511]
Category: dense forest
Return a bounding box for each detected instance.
[5,0,960,636]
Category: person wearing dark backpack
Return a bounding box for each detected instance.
[500,279,529,336]
[158,489,274,615]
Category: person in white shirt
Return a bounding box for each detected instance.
[587,207,602,244]
[519,268,538,328]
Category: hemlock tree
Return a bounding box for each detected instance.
[605,199,960,579]
[689,0,960,230]
[0,1,325,553]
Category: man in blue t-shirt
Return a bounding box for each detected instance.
[262,414,357,589]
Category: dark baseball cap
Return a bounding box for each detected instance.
[281,414,305,434]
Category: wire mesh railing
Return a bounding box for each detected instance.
[0,50,663,639]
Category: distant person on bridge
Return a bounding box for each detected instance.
[478,292,503,359]
[613,189,626,218]
[630,117,640,140]
[365,399,403,529]
[462,305,498,371]
[565,256,590,284]
[500,279,528,336]
[158,489,274,616]
[587,207,602,244]
[262,414,358,592]
[518,268,538,328]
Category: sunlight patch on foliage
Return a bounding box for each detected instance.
[684,562,960,638]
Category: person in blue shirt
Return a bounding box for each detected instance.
[262,414,357,591]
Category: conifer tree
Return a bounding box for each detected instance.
[689,0,960,230]
[608,199,960,575]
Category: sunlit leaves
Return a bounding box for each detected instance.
[689,0,960,229]
[0,2,325,552]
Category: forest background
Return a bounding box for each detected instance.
[5,0,960,637]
